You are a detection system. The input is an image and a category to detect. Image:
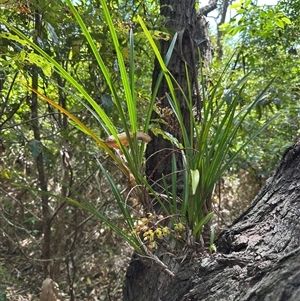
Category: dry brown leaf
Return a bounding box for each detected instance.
[104,131,151,148]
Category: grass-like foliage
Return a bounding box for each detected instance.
[1,0,280,257]
[140,19,280,241]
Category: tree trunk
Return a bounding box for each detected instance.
[123,1,215,300]
[146,0,214,192]
[32,9,52,277]
[159,138,300,300]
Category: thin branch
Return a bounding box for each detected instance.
[1,111,86,130]
[200,0,218,16]
[217,0,230,58]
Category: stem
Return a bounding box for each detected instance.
[31,8,51,277]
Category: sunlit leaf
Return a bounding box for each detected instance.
[230,2,242,9]
[190,169,200,195]
[275,18,284,29]
[281,17,292,24]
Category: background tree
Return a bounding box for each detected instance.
[0,0,156,298]
[213,0,300,217]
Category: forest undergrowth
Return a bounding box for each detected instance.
[0,169,264,301]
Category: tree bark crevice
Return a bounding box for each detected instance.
[159,138,300,301]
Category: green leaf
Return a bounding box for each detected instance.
[152,30,171,41]
[190,169,200,195]
[192,212,214,237]
[275,18,284,29]
[281,17,292,24]
[230,1,242,9]
[218,23,230,31]
[0,32,33,48]
[27,53,52,76]
[244,0,252,7]
[229,26,243,36]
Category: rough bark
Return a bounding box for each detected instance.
[145,0,213,193]
[160,138,300,301]
[200,0,218,16]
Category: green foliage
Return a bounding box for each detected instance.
[0,0,293,266]
[220,0,292,35]
[215,0,300,182]
[139,19,280,241]
[1,0,170,256]
[66,175,143,253]
[0,2,160,285]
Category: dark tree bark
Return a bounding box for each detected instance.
[123,1,216,300]
[145,0,214,193]
[159,138,300,301]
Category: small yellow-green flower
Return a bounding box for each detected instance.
[143,230,154,242]
[148,241,158,250]
[162,226,170,236]
[141,217,148,224]
[174,223,185,232]
[147,213,153,220]
[154,228,163,239]
[140,225,148,232]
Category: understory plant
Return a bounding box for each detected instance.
[1,0,280,265]
[140,20,280,244]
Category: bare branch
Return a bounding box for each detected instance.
[200,0,218,16]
